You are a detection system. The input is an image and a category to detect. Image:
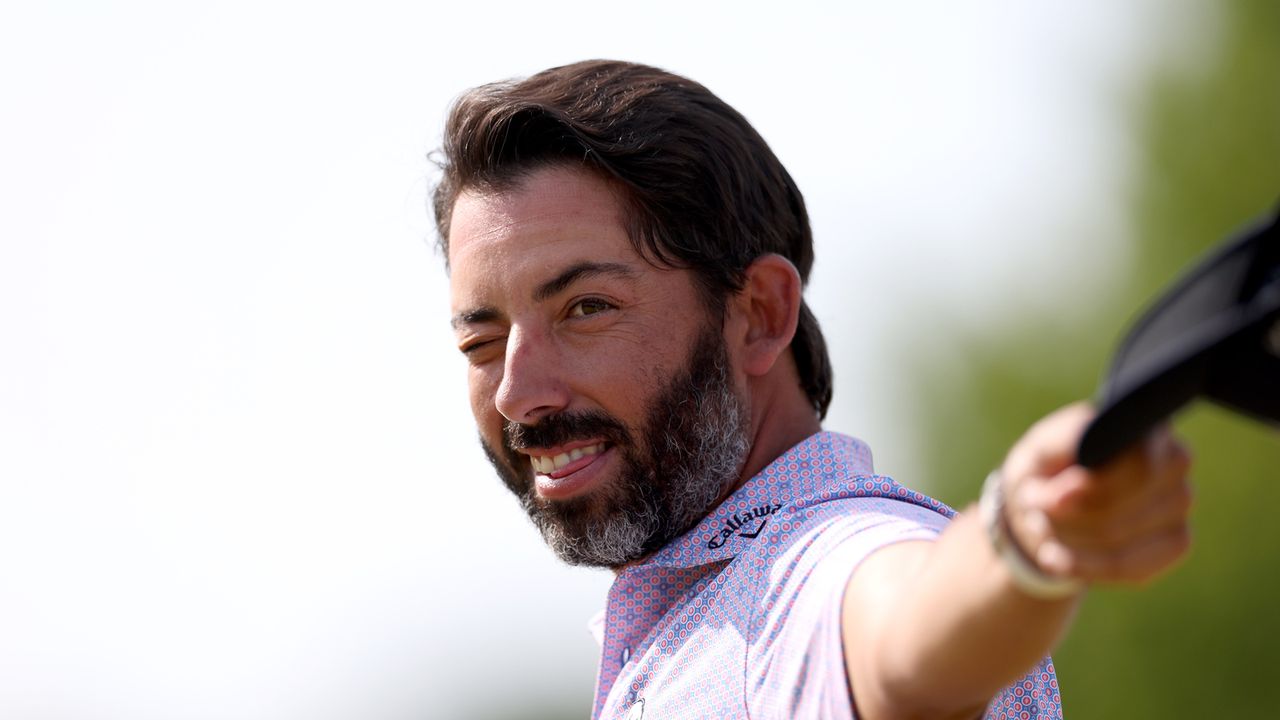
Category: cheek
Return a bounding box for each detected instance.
[604,358,679,423]
[468,366,503,430]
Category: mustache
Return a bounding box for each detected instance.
[505,410,632,451]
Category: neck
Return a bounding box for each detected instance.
[725,374,823,502]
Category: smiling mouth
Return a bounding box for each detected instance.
[529,442,607,475]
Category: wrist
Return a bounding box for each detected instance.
[979,470,1086,600]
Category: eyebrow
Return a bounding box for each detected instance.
[450,261,638,331]
[451,307,500,330]
[532,261,638,302]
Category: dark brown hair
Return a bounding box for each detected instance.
[432,60,832,418]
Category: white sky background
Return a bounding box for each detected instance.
[0,2,1212,718]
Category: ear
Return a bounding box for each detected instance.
[730,254,803,377]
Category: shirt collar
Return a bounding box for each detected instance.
[640,431,874,568]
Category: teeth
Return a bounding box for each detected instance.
[531,443,603,474]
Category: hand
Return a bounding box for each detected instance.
[1001,402,1194,585]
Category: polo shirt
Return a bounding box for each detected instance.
[588,431,1063,719]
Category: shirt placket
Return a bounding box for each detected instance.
[592,567,662,720]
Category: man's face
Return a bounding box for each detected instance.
[447,165,749,566]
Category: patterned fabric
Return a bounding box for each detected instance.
[588,432,1063,719]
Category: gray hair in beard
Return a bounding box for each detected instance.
[483,326,750,567]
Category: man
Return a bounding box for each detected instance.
[435,60,1193,719]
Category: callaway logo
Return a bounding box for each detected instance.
[706,502,782,549]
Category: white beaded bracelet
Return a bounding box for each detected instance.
[979,470,1085,600]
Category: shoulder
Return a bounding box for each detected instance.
[762,487,952,571]
[736,493,947,718]
[736,489,952,636]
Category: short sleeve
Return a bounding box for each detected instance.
[745,497,948,719]
[744,497,1064,720]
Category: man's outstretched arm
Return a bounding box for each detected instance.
[841,402,1193,720]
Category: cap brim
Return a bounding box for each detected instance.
[1077,205,1280,468]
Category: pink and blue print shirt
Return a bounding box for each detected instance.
[588,431,1063,719]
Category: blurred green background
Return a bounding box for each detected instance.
[910,0,1280,716]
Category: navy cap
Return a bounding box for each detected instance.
[1078,203,1280,468]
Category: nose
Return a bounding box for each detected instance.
[494,324,570,424]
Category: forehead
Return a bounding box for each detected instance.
[447,166,639,305]
[449,165,627,247]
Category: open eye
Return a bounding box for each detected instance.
[568,298,615,318]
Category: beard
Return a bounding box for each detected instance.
[479,323,750,568]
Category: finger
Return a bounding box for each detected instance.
[1039,472,1194,551]
[1023,428,1191,521]
[1008,434,1193,567]
[1089,423,1189,491]
[1037,522,1193,584]
[1002,402,1096,482]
